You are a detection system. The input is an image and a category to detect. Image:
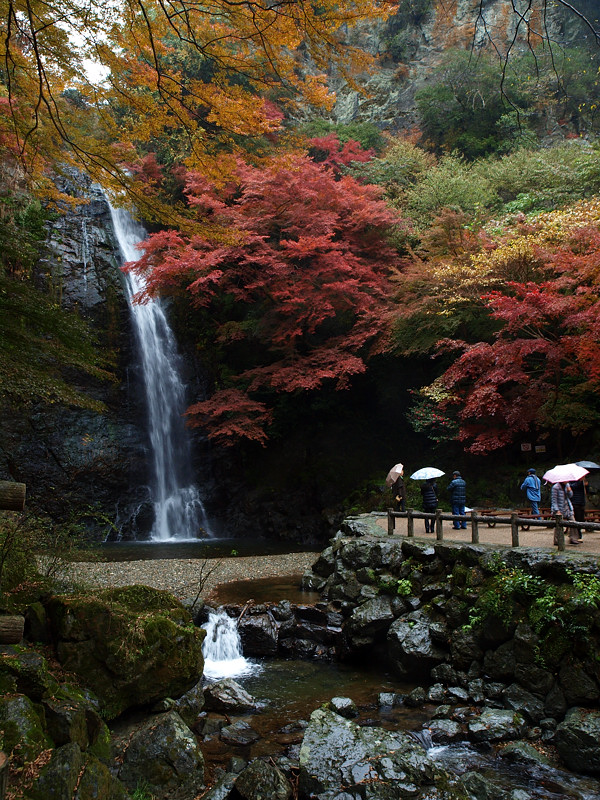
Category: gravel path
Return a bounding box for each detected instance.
[61,552,320,603]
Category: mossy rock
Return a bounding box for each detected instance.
[46,586,205,719]
[42,683,111,759]
[0,646,59,700]
[0,693,51,763]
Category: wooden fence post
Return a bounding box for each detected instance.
[0,481,26,511]
[554,513,565,551]
[407,509,414,538]
[435,509,443,541]
[387,509,395,536]
[471,511,479,544]
[510,513,520,547]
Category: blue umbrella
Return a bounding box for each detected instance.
[410,467,445,480]
[576,460,600,470]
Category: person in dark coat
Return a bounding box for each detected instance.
[447,470,467,529]
[420,478,437,533]
[570,478,587,542]
[392,470,405,512]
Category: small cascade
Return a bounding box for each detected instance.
[107,200,211,541]
[202,610,259,679]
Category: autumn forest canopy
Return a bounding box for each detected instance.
[2,0,600,467]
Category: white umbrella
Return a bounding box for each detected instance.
[542,463,589,483]
[385,463,404,487]
[410,467,445,480]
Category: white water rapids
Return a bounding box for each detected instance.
[202,610,259,679]
[108,202,211,541]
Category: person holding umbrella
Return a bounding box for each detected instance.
[420,479,438,533]
[544,463,589,545]
[550,482,577,544]
[410,467,444,533]
[385,463,405,512]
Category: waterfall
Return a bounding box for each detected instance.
[202,610,258,679]
[107,201,211,541]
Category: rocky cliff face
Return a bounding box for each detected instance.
[327,0,594,135]
[1,172,155,538]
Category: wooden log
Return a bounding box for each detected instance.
[0,481,26,511]
[0,751,8,800]
[407,509,414,538]
[0,615,24,644]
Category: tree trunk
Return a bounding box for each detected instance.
[0,481,26,511]
[0,615,24,644]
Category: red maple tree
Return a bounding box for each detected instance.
[438,210,600,453]
[128,152,401,444]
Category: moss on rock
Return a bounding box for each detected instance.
[46,586,205,719]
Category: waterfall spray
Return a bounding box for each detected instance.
[108,201,211,541]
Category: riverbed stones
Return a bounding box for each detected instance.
[235,759,292,800]
[468,708,528,743]
[220,720,261,746]
[554,707,600,773]
[299,707,438,799]
[203,678,257,713]
[329,696,358,718]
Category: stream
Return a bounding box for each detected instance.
[200,594,600,799]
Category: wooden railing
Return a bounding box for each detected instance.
[387,508,600,552]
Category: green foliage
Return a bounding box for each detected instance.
[414,46,600,159]
[0,513,43,609]
[299,120,387,154]
[131,783,157,800]
[377,576,412,597]
[407,385,459,443]
[349,138,435,205]
[465,562,600,662]
[404,153,498,226]
[415,48,539,158]
[477,141,600,213]
[0,193,50,279]
[384,0,433,61]
[0,273,114,411]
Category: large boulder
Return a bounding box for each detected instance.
[238,611,279,655]
[203,678,257,713]
[468,708,528,743]
[28,743,128,800]
[387,611,447,679]
[118,711,204,793]
[46,587,205,718]
[298,707,438,799]
[555,707,600,774]
[344,595,395,648]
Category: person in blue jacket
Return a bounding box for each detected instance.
[520,468,541,518]
[447,471,467,529]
